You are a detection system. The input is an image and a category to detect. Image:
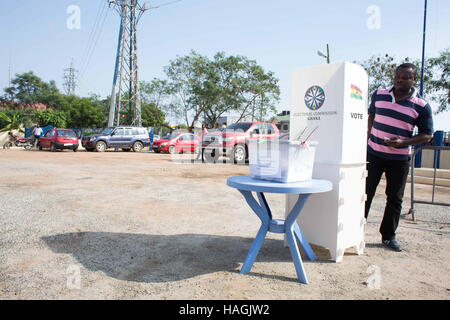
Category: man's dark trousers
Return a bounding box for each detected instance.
[365,152,410,241]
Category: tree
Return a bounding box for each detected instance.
[4,71,62,108]
[201,52,279,126]
[59,95,105,128]
[423,48,449,114]
[160,51,280,130]
[357,48,449,114]
[34,109,67,128]
[140,80,170,129]
[163,51,212,130]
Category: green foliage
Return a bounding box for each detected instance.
[357,48,449,114]
[59,95,105,128]
[34,109,67,128]
[157,51,280,129]
[4,72,109,128]
[4,71,62,107]
[0,108,31,133]
[424,48,449,114]
[141,102,166,128]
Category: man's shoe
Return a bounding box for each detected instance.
[382,239,402,252]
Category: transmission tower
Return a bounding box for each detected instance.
[108,0,148,127]
[63,58,78,95]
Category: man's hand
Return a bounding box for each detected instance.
[384,133,433,148]
[384,137,405,148]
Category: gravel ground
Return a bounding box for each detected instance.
[0,148,449,300]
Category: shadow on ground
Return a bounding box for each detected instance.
[42,232,328,283]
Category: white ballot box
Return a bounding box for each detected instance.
[249,140,317,183]
[286,62,369,262]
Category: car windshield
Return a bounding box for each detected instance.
[163,133,179,140]
[101,127,115,135]
[224,123,252,132]
[57,130,77,137]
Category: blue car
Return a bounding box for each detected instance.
[81,126,150,152]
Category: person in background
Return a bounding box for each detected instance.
[365,63,434,252]
[32,125,43,147]
[201,124,208,138]
[196,124,209,161]
[221,123,227,130]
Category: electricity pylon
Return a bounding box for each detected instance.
[63,58,78,95]
[108,0,147,127]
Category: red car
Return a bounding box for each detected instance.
[38,128,79,152]
[202,122,280,163]
[152,132,201,154]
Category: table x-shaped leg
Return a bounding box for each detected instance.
[238,190,316,283]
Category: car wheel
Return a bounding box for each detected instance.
[95,141,107,152]
[203,148,220,163]
[168,145,176,154]
[132,141,143,152]
[73,147,78,152]
[233,144,246,164]
[50,143,56,152]
[38,143,42,151]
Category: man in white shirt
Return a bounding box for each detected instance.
[32,125,43,147]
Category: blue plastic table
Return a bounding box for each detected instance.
[227,175,332,283]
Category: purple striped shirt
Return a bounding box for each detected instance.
[368,86,433,161]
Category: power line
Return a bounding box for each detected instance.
[148,0,183,10]
[80,6,109,80]
[78,0,109,83]
[78,0,105,74]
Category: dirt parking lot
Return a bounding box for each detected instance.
[0,148,449,300]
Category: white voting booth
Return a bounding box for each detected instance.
[285,62,368,262]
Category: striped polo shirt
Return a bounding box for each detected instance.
[368,86,433,161]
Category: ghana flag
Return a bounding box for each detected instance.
[351,84,363,100]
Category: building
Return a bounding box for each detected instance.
[274,110,290,133]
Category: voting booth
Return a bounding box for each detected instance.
[285,62,368,262]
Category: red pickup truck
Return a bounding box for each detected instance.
[201,122,280,163]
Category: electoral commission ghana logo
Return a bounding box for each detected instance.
[304,85,325,110]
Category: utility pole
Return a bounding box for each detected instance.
[8,65,11,90]
[420,0,428,97]
[8,53,12,101]
[108,0,147,127]
[63,58,78,95]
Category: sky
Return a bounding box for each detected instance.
[0,0,449,130]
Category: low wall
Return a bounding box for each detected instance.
[421,149,450,170]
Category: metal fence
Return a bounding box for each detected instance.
[408,145,450,221]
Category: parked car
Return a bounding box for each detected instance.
[38,128,79,152]
[202,122,280,163]
[152,132,201,154]
[81,126,150,152]
[279,133,289,140]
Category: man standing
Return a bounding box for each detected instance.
[32,125,43,147]
[365,63,434,252]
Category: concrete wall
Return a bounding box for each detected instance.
[421,149,450,170]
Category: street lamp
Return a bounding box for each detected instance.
[317,44,330,64]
